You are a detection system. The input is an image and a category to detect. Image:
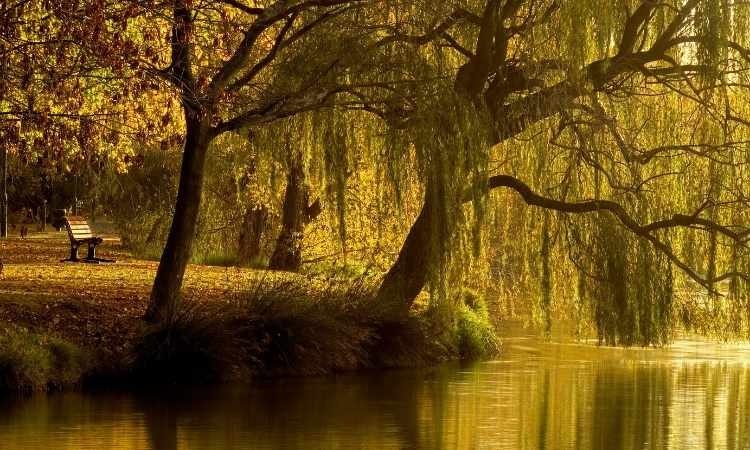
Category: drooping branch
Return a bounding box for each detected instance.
[375,9,477,48]
[227,4,355,92]
[213,86,343,134]
[487,0,705,141]
[485,174,750,290]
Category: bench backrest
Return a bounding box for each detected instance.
[64,216,94,241]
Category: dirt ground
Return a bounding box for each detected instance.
[0,229,302,358]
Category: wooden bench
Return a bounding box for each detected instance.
[61,216,114,263]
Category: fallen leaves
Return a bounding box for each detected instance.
[0,233,314,361]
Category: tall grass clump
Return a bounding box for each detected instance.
[0,324,88,392]
[233,277,378,376]
[130,304,249,384]
[455,289,501,359]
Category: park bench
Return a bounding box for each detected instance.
[61,216,115,263]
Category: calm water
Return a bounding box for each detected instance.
[2,335,750,450]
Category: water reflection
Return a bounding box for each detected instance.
[1,337,750,449]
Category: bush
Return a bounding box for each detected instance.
[0,324,88,392]
[455,289,501,359]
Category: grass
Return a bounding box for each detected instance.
[0,323,89,392]
[455,289,502,359]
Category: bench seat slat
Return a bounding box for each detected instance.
[64,218,99,243]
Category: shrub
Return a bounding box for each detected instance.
[130,280,502,383]
[455,289,501,359]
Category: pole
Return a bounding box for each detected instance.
[1,146,7,238]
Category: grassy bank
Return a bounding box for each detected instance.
[0,324,89,392]
[0,235,499,392]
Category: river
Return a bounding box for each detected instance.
[1,333,749,449]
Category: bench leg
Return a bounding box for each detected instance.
[84,242,115,263]
[61,244,80,262]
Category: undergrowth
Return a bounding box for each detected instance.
[131,278,501,384]
[0,324,89,392]
[455,289,501,359]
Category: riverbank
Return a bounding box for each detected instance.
[0,233,499,392]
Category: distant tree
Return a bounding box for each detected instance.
[0,0,176,230]
[268,145,321,271]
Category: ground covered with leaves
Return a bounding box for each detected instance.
[0,231,319,382]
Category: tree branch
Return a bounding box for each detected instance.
[483,174,749,291]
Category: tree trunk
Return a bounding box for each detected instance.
[0,145,7,238]
[145,115,211,323]
[268,151,308,272]
[237,203,268,266]
[374,195,434,319]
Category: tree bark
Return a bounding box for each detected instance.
[237,203,268,266]
[145,114,211,323]
[374,194,434,319]
[268,150,319,272]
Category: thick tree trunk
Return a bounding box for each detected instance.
[145,115,211,323]
[374,196,434,319]
[237,203,268,266]
[268,151,310,272]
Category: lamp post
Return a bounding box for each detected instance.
[42,199,47,232]
[1,145,7,238]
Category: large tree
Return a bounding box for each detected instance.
[373,0,750,329]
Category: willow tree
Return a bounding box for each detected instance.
[372,0,750,334]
